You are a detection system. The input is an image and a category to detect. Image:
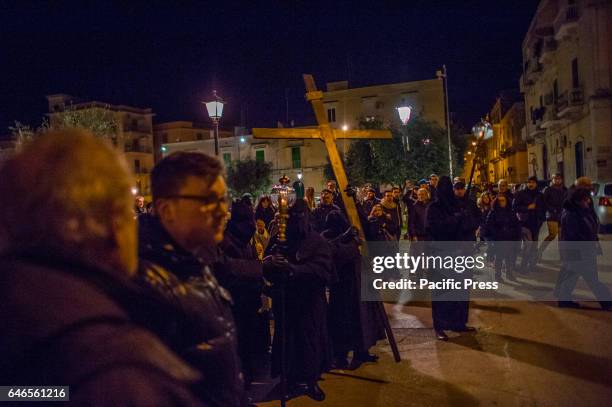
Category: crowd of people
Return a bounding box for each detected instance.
[0,129,609,406]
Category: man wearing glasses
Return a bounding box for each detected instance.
[136,152,246,406]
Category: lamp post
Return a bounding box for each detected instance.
[467,118,493,196]
[396,105,412,151]
[204,90,224,156]
[437,65,453,178]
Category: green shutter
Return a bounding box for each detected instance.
[291,147,301,169]
[223,153,231,166]
[256,150,265,163]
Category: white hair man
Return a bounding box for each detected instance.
[0,129,206,406]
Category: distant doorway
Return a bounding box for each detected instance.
[575,141,584,178]
[542,144,549,180]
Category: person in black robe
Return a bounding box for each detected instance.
[425,177,477,341]
[263,200,334,401]
[218,200,269,389]
[322,211,385,370]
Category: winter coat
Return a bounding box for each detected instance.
[311,203,342,233]
[513,188,545,230]
[560,193,600,261]
[367,215,395,241]
[381,200,401,238]
[408,201,429,239]
[0,255,207,407]
[485,207,521,241]
[359,197,380,220]
[543,185,568,221]
[137,214,245,407]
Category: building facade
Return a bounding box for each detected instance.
[520,0,612,184]
[484,94,529,184]
[160,125,329,194]
[47,94,155,196]
[159,77,448,195]
[322,78,447,155]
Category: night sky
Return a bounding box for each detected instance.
[1,1,538,135]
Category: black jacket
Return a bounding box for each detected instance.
[0,255,207,407]
[543,185,568,221]
[137,215,245,407]
[311,203,342,233]
[485,206,521,241]
[513,188,545,229]
[408,201,429,239]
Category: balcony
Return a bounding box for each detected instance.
[556,88,584,118]
[519,73,532,92]
[528,107,546,140]
[125,144,153,154]
[554,5,579,41]
[541,105,564,129]
[538,37,557,65]
[525,58,543,83]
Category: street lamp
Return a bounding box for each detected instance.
[466,118,492,195]
[437,65,453,178]
[204,90,224,156]
[397,105,412,151]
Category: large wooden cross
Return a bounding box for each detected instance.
[252,74,392,237]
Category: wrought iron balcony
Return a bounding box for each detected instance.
[556,88,584,118]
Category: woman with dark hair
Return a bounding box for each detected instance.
[486,195,521,281]
[366,204,394,241]
[254,195,276,230]
[557,187,611,310]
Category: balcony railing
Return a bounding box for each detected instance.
[539,37,557,64]
[125,145,153,154]
[526,58,543,83]
[554,5,579,40]
[556,88,584,117]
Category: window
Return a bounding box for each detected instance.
[196,133,203,140]
[134,159,141,173]
[223,152,232,166]
[571,58,579,88]
[291,146,301,169]
[256,149,265,163]
[553,79,559,103]
[575,141,584,178]
[327,108,336,123]
[131,118,138,130]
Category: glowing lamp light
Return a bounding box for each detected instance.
[161,146,167,152]
[297,173,303,180]
[472,119,493,140]
[131,187,138,196]
[467,151,472,155]
[240,136,246,143]
[397,106,412,125]
[205,91,224,120]
[342,124,348,131]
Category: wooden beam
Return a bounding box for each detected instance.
[334,129,392,139]
[252,128,322,139]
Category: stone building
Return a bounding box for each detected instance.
[520,0,612,183]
